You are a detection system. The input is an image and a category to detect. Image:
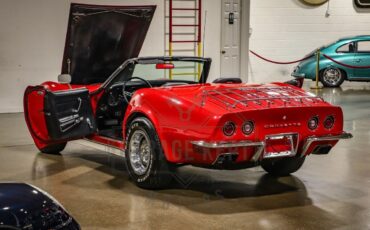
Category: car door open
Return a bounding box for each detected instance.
[44,88,96,140]
[24,87,97,146]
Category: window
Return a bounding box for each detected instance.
[357,41,370,53]
[111,59,206,86]
[337,42,355,53]
[132,61,204,82]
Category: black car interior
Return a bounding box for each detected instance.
[349,43,355,53]
[212,78,242,84]
[95,62,199,140]
[95,79,198,139]
[44,89,97,140]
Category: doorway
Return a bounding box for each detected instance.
[221,0,241,78]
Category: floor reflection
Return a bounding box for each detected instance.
[30,146,313,214]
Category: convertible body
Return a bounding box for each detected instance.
[26,79,351,164]
[24,4,352,188]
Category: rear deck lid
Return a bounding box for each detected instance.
[160,83,329,113]
[61,3,156,84]
[200,84,328,111]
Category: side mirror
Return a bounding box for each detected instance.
[58,74,72,84]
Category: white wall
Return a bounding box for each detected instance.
[3,0,370,112]
[0,0,222,113]
[249,0,370,83]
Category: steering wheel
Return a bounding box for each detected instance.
[122,77,152,103]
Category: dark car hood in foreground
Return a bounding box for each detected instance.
[0,183,79,229]
[62,3,156,85]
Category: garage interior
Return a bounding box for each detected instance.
[1,0,370,229]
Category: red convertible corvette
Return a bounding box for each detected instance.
[24,4,352,189]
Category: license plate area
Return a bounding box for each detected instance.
[264,133,298,159]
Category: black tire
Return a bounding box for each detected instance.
[39,142,67,155]
[125,117,173,189]
[320,67,345,87]
[261,156,305,177]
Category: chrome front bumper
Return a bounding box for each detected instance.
[191,132,353,162]
[291,72,306,78]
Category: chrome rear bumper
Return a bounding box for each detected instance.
[191,132,352,162]
[190,140,264,149]
[301,132,353,156]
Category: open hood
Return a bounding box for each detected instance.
[61,3,156,84]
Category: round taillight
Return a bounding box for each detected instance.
[308,117,319,130]
[242,121,254,135]
[223,122,236,136]
[324,116,335,129]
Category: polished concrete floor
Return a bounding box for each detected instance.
[0,82,370,230]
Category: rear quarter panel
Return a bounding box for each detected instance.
[123,88,222,163]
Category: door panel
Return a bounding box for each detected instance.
[44,89,97,140]
[221,0,241,78]
[354,40,370,79]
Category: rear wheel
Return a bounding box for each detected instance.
[125,117,173,189]
[261,156,305,177]
[39,142,67,155]
[320,67,345,87]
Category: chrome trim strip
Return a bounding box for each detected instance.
[263,151,296,159]
[191,140,264,149]
[251,145,265,162]
[82,138,124,155]
[301,132,353,156]
[291,73,306,77]
[191,140,265,162]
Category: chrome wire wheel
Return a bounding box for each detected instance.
[322,67,342,86]
[128,130,151,176]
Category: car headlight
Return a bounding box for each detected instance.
[293,66,300,73]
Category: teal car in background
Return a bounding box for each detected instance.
[292,35,370,87]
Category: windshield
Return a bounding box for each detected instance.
[112,59,206,84]
[134,61,204,81]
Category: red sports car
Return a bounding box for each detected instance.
[24,4,352,189]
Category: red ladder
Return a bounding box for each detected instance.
[166,0,202,80]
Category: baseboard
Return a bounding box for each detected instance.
[0,108,23,113]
